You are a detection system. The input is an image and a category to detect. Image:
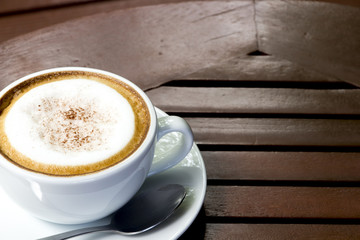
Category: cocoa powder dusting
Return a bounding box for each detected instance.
[34,98,113,152]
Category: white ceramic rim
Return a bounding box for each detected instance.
[0,67,157,184]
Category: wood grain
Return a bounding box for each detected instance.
[0,0,229,43]
[0,1,256,91]
[0,0,150,43]
[205,186,360,218]
[147,87,360,114]
[0,0,91,14]
[205,224,360,240]
[1,0,357,85]
[309,0,360,8]
[1,0,359,15]
[203,151,360,181]
[182,55,339,82]
[186,118,360,146]
[1,1,360,239]
[256,0,360,86]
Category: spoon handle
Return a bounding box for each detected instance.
[37,224,113,240]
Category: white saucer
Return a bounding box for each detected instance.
[0,108,206,240]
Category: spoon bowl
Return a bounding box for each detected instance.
[38,184,186,240]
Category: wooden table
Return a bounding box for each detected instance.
[1,0,360,239]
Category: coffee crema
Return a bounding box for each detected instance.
[0,71,150,176]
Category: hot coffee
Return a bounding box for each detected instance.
[0,71,150,176]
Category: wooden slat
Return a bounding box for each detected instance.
[315,0,360,8]
[205,224,360,240]
[182,55,339,82]
[0,0,90,14]
[0,0,222,15]
[0,0,140,43]
[186,118,360,146]
[1,1,358,84]
[256,0,360,87]
[316,0,360,8]
[147,87,360,114]
[205,186,360,218]
[0,1,256,91]
[0,0,232,43]
[203,151,360,181]
[1,0,358,15]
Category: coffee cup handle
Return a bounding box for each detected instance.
[147,116,193,176]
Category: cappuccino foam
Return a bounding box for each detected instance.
[5,79,134,166]
[0,71,150,176]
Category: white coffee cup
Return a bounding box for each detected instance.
[0,67,193,224]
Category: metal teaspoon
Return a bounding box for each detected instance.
[38,184,186,240]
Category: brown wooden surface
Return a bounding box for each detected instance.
[148,87,360,114]
[205,224,360,240]
[205,186,360,218]
[1,0,360,239]
[203,152,360,181]
[256,0,360,87]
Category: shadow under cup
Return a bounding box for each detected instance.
[0,67,166,224]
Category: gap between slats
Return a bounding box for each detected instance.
[148,79,360,227]
[148,82,360,185]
